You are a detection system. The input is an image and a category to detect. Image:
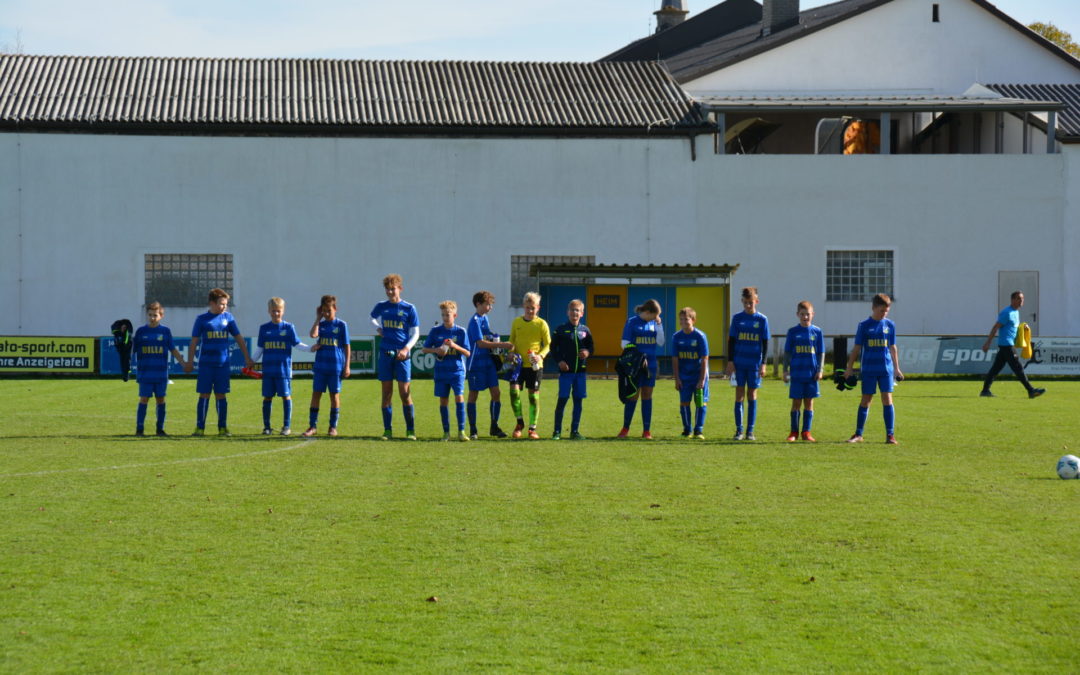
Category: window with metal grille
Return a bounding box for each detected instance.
[510,255,595,306]
[826,250,894,301]
[144,254,234,307]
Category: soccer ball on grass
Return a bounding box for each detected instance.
[1057,454,1080,480]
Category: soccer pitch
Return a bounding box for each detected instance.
[2,378,1077,672]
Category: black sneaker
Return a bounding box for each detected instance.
[156,429,168,437]
[979,390,995,398]
[135,429,145,437]
[490,425,508,439]
[1029,388,1046,399]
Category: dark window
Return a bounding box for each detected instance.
[826,250,894,302]
[145,254,234,307]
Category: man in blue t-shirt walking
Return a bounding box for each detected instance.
[980,291,1045,399]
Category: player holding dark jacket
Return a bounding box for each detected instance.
[550,299,594,440]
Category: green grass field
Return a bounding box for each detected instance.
[2,377,1077,672]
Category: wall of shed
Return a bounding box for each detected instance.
[0,131,1075,338]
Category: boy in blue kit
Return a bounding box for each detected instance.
[726,287,769,441]
[253,297,313,436]
[302,295,350,438]
[187,288,254,437]
[371,274,420,440]
[618,299,664,440]
[132,301,189,436]
[422,301,472,441]
[551,299,593,440]
[465,291,516,440]
[783,301,824,442]
[845,293,903,444]
[672,307,709,440]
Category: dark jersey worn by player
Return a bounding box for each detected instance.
[257,321,302,379]
[551,322,594,373]
[133,323,175,382]
[621,315,662,360]
[371,301,419,351]
[729,311,770,369]
[424,324,471,379]
[673,328,709,381]
[313,318,350,374]
[784,324,824,382]
[191,311,240,366]
[854,317,896,377]
[466,312,496,372]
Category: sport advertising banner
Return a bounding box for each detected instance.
[0,337,96,372]
[99,337,251,376]
[898,336,1080,375]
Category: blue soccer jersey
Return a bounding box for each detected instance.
[257,321,301,379]
[133,324,174,382]
[192,311,240,367]
[466,313,496,372]
[673,328,709,380]
[371,301,419,351]
[855,317,896,377]
[996,306,1020,346]
[622,315,662,357]
[313,318,350,374]
[785,324,824,382]
[730,311,770,369]
[425,324,471,379]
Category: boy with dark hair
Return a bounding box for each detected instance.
[466,291,515,440]
[133,302,189,436]
[551,299,593,440]
[302,295,350,438]
[187,288,254,437]
[726,287,769,441]
[846,293,903,444]
[672,307,709,440]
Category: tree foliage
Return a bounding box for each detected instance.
[1029,22,1080,59]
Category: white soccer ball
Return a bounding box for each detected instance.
[1057,454,1080,480]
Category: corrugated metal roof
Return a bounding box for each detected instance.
[0,55,705,133]
[697,94,1067,113]
[986,83,1080,140]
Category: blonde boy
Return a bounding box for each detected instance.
[422,300,472,441]
[252,298,313,435]
[508,292,551,439]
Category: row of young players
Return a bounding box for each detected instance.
[130,277,902,443]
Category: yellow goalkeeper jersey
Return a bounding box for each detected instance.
[509,316,551,369]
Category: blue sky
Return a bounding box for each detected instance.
[1,0,1078,61]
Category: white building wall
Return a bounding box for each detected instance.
[688,0,1080,96]
[0,132,1073,338]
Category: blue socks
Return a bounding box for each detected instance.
[790,410,800,433]
[734,401,743,432]
[403,404,415,433]
[156,403,165,431]
[216,398,228,428]
[382,406,393,431]
[883,405,895,435]
[196,397,210,429]
[623,400,637,429]
[554,397,569,434]
[746,399,757,432]
[309,407,319,429]
[694,405,706,434]
[329,407,340,430]
[440,405,450,432]
[802,410,813,432]
[641,399,653,432]
[681,405,692,433]
[263,400,272,429]
[455,401,465,432]
[283,399,292,428]
[467,402,477,434]
[856,405,869,436]
[571,398,583,434]
[491,400,501,426]
[136,403,147,431]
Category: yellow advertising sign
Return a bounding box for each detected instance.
[0,337,96,373]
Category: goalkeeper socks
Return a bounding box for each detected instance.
[746,399,757,433]
[623,400,637,429]
[216,398,228,428]
[571,398,583,434]
[196,397,210,429]
[382,406,393,431]
[510,389,523,420]
[790,410,800,434]
[641,399,653,431]
[694,405,707,433]
[467,402,477,434]
[883,405,895,436]
[553,397,568,434]
[403,404,415,432]
[156,403,166,431]
[455,401,466,432]
[263,399,273,429]
[528,391,540,428]
[440,405,450,432]
[309,407,319,429]
[856,405,869,436]
[283,398,293,428]
[136,403,147,431]
[329,407,340,430]
[734,401,743,432]
[680,405,692,433]
[802,410,813,432]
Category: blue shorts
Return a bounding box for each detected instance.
[637,359,658,388]
[434,374,466,398]
[861,373,895,395]
[467,364,500,391]
[734,366,762,390]
[678,377,710,404]
[377,350,412,382]
[138,380,167,398]
[558,372,588,399]
[262,375,292,398]
[196,364,231,394]
[789,380,820,400]
[313,370,342,394]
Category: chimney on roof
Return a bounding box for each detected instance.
[655,0,689,33]
[762,0,800,36]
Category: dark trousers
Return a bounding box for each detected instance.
[982,346,1032,392]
